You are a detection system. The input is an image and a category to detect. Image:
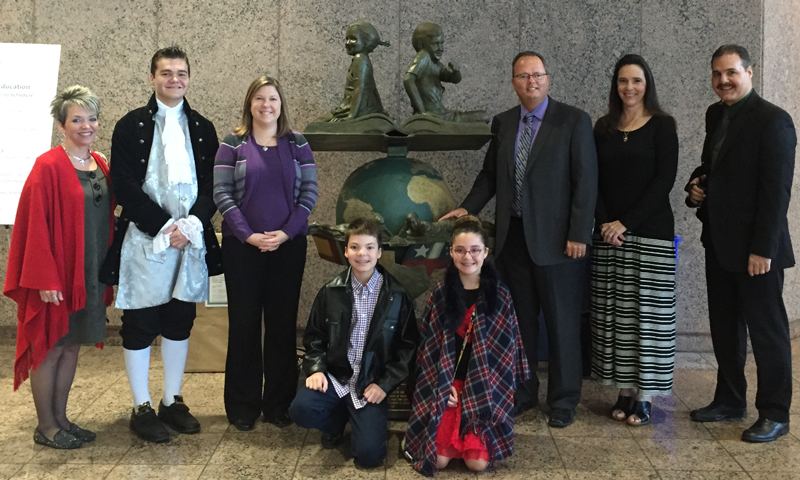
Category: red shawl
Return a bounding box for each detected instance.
[5,147,115,390]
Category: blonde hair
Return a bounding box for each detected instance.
[50,85,100,125]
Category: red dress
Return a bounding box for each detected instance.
[434,305,490,462]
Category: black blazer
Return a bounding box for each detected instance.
[99,94,223,284]
[687,91,796,272]
[461,98,598,266]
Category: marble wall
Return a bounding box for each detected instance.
[764,0,800,344]
[0,0,798,350]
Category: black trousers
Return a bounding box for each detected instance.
[222,235,306,423]
[497,218,585,412]
[120,299,197,350]
[705,246,793,422]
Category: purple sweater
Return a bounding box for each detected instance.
[213,132,318,242]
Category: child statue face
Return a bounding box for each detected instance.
[345,27,364,55]
[423,32,444,62]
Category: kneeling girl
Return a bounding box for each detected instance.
[404,215,530,476]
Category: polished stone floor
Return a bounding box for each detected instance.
[0,341,799,479]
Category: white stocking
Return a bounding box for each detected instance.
[161,338,189,406]
[124,347,152,407]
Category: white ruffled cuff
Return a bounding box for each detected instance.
[175,215,204,248]
[152,219,175,253]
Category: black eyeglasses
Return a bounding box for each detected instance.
[513,73,549,81]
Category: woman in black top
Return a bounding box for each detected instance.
[591,54,679,426]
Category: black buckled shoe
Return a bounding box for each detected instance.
[548,408,576,428]
[131,402,170,443]
[158,396,200,434]
[741,418,789,443]
[689,403,747,422]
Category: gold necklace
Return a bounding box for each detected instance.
[622,131,630,142]
[61,144,91,166]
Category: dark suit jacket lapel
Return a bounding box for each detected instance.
[713,92,759,170]
[525,98,556,175]
[501,106,521,185]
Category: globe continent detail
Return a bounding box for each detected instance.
[336,156,456,235]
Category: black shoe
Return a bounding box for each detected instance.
[264,411,292,428]
[33,429,83,449]
[512,402,536,418]
[741,418,789,443]
[231,419,254,432]
[610,395,636,421]
[321,432,344,449]
[548,408,576,428]
[158,396,200,434]
[67,423,96,442]
[627,401,652,426]
[689,403,747,422]
[131,402,170,443]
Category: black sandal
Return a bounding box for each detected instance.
[610,395,635,421]
[627,400,652,426]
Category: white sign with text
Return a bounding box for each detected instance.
[0,43,61,224]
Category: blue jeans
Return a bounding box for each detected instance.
[289,378,388,467]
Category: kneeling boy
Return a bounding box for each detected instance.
[290,218,418,468]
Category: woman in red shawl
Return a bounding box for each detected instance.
[404,216,529,476]
[4,85,114,449]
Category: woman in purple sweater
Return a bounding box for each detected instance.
[213,76,318,431]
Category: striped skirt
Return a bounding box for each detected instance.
[590,233,676,396]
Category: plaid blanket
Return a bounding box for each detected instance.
[404,263,530,476]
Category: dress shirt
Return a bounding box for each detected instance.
[329,269,384,409]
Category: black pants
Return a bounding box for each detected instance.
[705,246,792,422]
[497,218,585,412]
[222,235,306,423]
[120,299,196,350]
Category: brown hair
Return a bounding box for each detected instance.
[233,76,292,137]
[451,215,486,245]
[345,217,383,246]
[150,45,190,76]
[512,50,546,75]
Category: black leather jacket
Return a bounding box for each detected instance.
[303,265,418,396]
[99,94,222,284]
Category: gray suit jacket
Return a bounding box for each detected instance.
[461,97,598,266]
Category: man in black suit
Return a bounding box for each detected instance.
[686,45,796,443]
[441,51,597,427]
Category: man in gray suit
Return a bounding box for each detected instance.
[441,51,597,427]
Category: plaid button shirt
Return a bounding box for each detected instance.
[329,269,384,409]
